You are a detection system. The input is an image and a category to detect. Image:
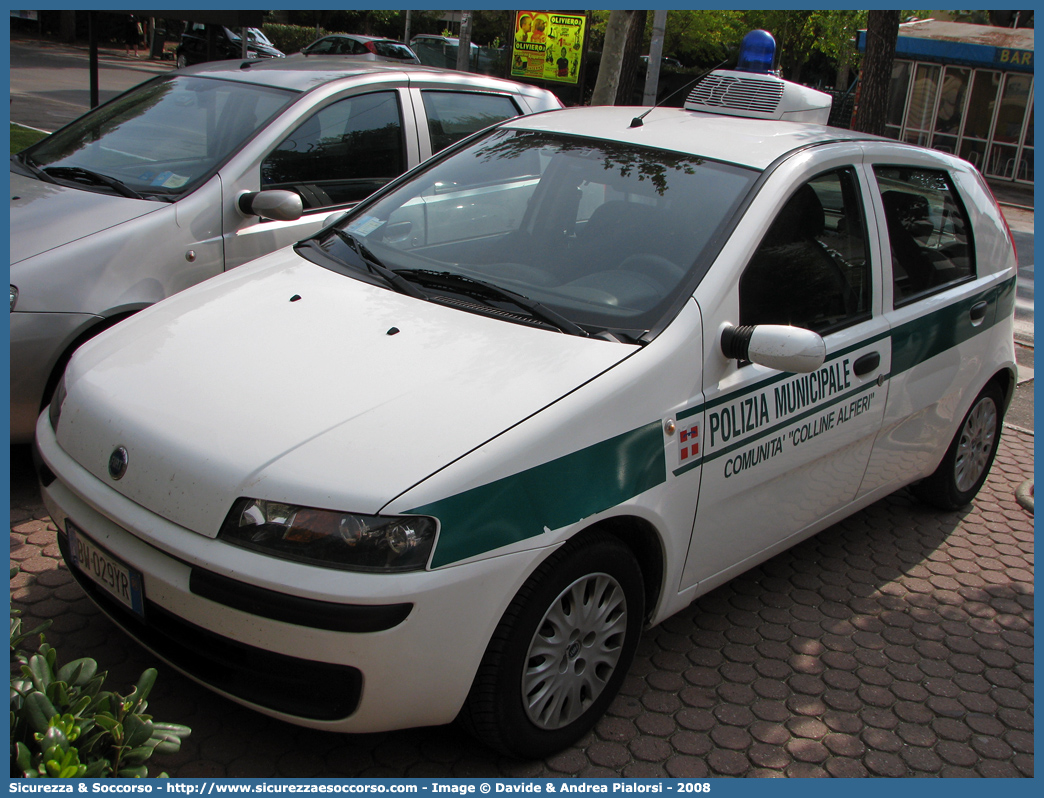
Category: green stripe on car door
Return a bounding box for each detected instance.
[890,279,1012,377]
[414,421,666,567]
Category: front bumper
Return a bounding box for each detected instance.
[36,413,551,732]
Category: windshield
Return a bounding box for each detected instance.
[20,75,293,199]
[308,128,757,336]
[228,27,273,46]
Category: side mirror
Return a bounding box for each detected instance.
[720,324,826,374]
[237,190,303,221]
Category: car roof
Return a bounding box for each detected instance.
[177,58,521,94]
[322,34,394,43]
[503,105,886,171]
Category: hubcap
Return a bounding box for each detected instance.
[954,397,998,493]
[522,572,627,730]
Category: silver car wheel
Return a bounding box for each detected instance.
[521,572,627,730]
[954,396,998,493]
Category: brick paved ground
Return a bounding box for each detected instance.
[10,428,1033,778]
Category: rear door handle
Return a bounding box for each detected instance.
[853,352,881,377]
[970,300,989,324]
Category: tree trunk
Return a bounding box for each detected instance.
[590,10,634,106]
[852,10,900,136]
[615,11,646,105]
[60,10,76,43]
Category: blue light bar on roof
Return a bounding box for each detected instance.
[736,29,776,74]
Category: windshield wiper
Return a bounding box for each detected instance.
[397,269,589,337]
[42,166,144,200]
[11,154,59,184]
[329,229,427,300]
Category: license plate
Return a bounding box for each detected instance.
[67,523,145,618]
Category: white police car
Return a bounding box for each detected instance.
[36,35,1016,758]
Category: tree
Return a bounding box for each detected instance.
[852,10,900,135]
[658,10,746,67]
[743,10,866,84]
[590,10,637,106]
[615,10,647,104]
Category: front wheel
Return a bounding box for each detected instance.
[176,53,187,69]
[912,382,1004,510]
[462,533,644,758]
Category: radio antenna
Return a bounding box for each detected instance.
[630,58,728,128]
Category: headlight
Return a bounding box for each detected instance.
[218,498,437,572]
[48,373,67,431]
[10,285,18,311]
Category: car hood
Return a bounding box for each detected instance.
[58,254,634,538]
[10,173,162,265]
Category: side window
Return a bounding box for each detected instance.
[421,91,521,153]
[740,169,872,334]
[873,166,975,306]
[261,91,405,210]
[307,39,336,55]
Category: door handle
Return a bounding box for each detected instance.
[853,352,881,377]
[970,300,989,324]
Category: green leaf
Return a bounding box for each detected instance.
[123,712,153,748]
[117,764,148,778]
[27,653,55,691]
[78,730,106,753]
[70,694,93,718]
[151,739,183,755]
[42,724,70,751]
[15,741,32,774]
[57,657,99,686]
[93,713,120,733]
[50,680,71,708]
[58,763,86,778]
[151,721,192,736]
[120,745,156,765]
[24,691,59,735]
[84,759,110,778]
[131,668,157,704]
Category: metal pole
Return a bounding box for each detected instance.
[88,11,99,108]
[456,11,473,72]
[642,9,667,105]
[404,10,412,44]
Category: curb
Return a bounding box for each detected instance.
[1004,422,1034,435]
[999,201,1034,212]
[1016,479,1034,513]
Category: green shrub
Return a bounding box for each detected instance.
[10,570,190,778]
[262,23,331,55]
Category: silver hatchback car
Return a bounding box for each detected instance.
[10,59,562,442]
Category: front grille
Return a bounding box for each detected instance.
[57,531,362,721]
[686,74,784,115]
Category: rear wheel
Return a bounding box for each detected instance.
[176,53,187,69]
[912,382,1004,510]
[462,533,644,758]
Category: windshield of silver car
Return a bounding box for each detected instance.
[310,128,758,336]
[18,75,293,199]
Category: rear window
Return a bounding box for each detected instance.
[373,41,415,60]
[873,166,975,307]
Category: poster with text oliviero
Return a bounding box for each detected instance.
[511,11,585,84]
